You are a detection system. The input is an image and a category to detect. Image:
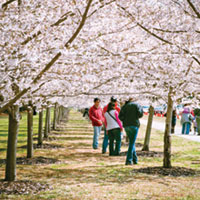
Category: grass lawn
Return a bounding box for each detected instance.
[0,110,200,200]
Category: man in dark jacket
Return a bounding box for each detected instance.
[119,98,143,165]
[194,107,200,135]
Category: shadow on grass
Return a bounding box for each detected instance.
[0,148,6,152]
[132,166,200,177]
[43,136,92,141]
[60,152,104,160]
[0,140,8,144]
[51,132,92,136]
[0,180,52,195]
[120,151,163,158]
[66,142,91,149]
[0,156,60,166]
[64,126,92,129]
[0,133,8,137]
[19,143,64,150]
[0,132,26,137]
[0,140,26,145]
[121,142,143,147]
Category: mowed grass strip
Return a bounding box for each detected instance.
[0,110,200,200]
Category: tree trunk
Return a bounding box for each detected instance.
[57,106,62,124]
[44,107,50,138]
[60,106,64,121]
[163,87,173,168]
[27,107,33,158]
[63,107,69,122]
[53,103,58,130]
[48,107,51,133]
[57,106,60,124]
[142,105,154,151]
[38,110,43,146]
[5,105,20,181]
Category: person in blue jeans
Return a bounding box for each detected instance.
[181,105,193,135]
[93,126,102,149]
[119,98,143,165]
[89,98,104,149]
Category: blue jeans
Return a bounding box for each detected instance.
[182,122,191,135]
[125,126,139,164]
[102,126,109,153]
[93,126,102,149]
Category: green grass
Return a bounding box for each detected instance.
[0,110,200,200]
[0,109,54,157]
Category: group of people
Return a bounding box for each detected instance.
[86,98,200,165]
[180,104,200,135]
[169,103,200,135]
[88,97,143,165]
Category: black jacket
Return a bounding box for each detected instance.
[194,108,200,117]
[119,102,143,127]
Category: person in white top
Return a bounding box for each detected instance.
[104,102,123,156]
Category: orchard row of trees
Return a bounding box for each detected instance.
[6,103,69,181]
[0,0,200,180]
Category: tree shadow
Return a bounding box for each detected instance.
[66,142,91,149]
[51,131,92,136]
[121,142,143,147]
[19,143,64,150]
[132,166,200,177]
[46,136,92,141]
[0,148,6,152]
[0,156,60,166]
[119,150,163,157]
[0,180,52,195]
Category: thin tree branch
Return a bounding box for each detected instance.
[65,0,93,48]
[21,31,42,45]
[2,0,16,9]
[186,0,200,18]
[88,0,116,18]
[21,12,74,46]
[153,28,187,33]
[32,52,62,84]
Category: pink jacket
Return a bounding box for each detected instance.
[104,110,123,130]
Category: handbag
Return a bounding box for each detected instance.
[108,111,118,124]
[189,114,193,122]
[108,112,124,137]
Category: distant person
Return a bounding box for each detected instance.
[164,109,177,133]
[83,108,89,118]
[194,106,200,135]
[181,104,193,135]
[102,96,121,154]
[89,98,104,149]
[119,98,143,165]
[171,109,177,134]
[104,102,123,156]
[193,117,198,135]
[33,106,37,115]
